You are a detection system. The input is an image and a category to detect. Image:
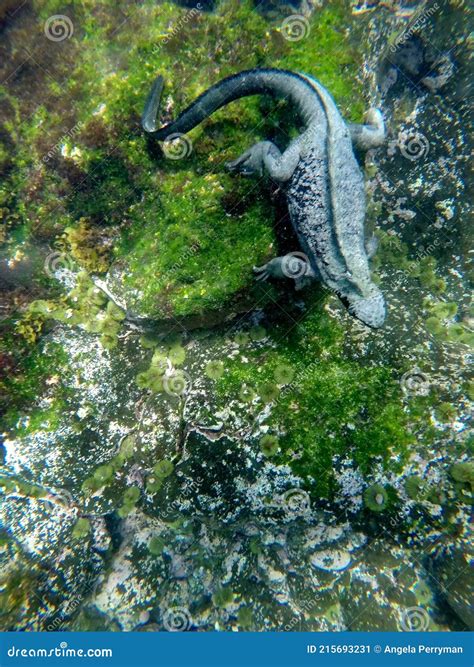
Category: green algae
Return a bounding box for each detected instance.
[215,309,414,497]
[212,586,234,608]
[148,536,165,556]
[0,474,49,500]
[123,486,141,505]
[237,606,254,629]
[153,460,174,478]
[205,360,224,380]
[259,434,279,457]
[450,461,474,486]
[0,0,471,635]
[2,0,366,321]
[72,518,91,540]
[0,336,69,434]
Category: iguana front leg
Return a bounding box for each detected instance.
[226,140,301,182]
[349,108,386,150]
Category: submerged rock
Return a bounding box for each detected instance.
[431,548,474,630]
[1,0,471,632]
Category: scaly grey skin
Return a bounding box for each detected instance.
[142,68,387,328]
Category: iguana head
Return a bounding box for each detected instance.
[348,289,386,329]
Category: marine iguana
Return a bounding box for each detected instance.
[142,68,387,328]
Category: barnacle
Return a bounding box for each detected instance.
[205,360,224,379]
[363,484,389,512]
[259,382,280,403]
[153,460,174,479]
[274,364,295,384]
[148,536,165,555]
[259,434,279,457]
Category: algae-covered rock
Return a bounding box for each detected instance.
[431,549,474,630]
[1,0,472,633]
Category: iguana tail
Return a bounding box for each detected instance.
[141,68,321,139]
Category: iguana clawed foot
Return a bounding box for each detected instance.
[225,143,270,177]
[253,254,317,290]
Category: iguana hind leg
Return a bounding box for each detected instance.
[226,140,300,182]
[253,254,318,290]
